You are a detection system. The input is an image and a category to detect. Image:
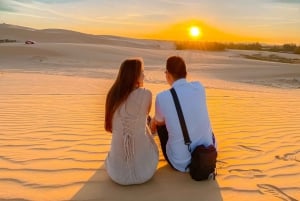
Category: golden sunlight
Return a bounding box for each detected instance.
[189,26,202,39]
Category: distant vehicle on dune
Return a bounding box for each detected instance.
[25,40,35,44]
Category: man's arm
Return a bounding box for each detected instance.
[151,94,165,134]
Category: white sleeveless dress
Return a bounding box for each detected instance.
[105,88,159,185]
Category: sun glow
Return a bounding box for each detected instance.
[189,26,202,39]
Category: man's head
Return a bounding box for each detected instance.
[166,56,187,80]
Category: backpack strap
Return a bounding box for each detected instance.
[170,88,191,151]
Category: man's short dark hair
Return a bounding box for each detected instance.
[166,56,187,79]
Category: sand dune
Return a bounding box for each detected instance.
[1,42,300,89]
[1,23,300,89]
[0,24,299,201]
[0,23,174,49]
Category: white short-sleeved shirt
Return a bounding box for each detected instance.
[154,79,214,172]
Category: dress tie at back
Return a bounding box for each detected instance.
[122,117,136,162]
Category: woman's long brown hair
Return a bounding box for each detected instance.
[105,59,142,132]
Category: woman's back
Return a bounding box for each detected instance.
[105,88,158,185]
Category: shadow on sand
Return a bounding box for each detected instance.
[71,164,223,201]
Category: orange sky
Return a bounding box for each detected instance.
[144,19,263,43]
[1,0,300,44]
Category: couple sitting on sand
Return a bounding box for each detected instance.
[104,56,217,185]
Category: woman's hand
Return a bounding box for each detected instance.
[150,118,157,135]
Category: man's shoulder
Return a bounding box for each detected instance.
[155,89,172,105]
[190,81,203,87]
[157,89,171,98]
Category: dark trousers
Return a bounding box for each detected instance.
[156,125,176,170]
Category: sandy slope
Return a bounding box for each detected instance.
[0,24,299,201]
[1,72,299,201]
[0,23,174,49]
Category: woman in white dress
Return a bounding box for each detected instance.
[105,58,159,185]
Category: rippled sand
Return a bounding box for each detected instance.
[207,88,300,200]
[0,72,299,201]
[0,73,109,200]
[1,30,300,200]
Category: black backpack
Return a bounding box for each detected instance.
[170,88,217,181]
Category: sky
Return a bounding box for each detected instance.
[1,0,300,44]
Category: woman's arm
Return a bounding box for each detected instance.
[150,118,165,134]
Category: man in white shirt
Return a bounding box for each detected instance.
[150,56,216,172]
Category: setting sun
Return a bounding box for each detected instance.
[189,26,202,38]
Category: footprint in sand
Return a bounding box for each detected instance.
[257,184,298,201]
[238,145,263,152]
[275,150,300,162]
[229,168,265,178]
